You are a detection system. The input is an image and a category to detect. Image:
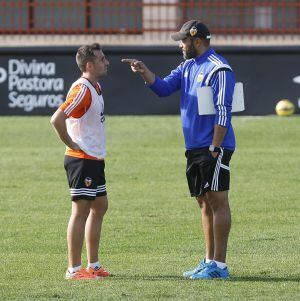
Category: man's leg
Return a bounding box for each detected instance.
[85,195,108,264]
[196,195,214,260]
[206,190,231,263]
[67,199,91,268]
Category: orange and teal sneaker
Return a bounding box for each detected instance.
[87,266,110,277]
[65,268,98,280]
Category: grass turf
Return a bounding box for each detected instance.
[0,116,299,300]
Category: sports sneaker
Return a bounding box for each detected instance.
[65,268,98,280]
[190,261,229,280]
[183,258,207,278]
[87,266,110,277]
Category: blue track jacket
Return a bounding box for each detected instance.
[149,48,236,150]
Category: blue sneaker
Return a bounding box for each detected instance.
[183,258,207,278]
[190,261,229,280]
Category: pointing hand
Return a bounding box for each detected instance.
[121,58,146,74]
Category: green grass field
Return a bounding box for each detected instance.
[0,115,299,301]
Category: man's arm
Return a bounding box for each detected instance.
[50,109,80,150]
[122,58,182,97]
[210,69,235,156]
[211,124,227,148]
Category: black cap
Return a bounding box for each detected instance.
[171,20,211,41]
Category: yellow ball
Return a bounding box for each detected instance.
[275,99,295,116]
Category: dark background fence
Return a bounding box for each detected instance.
[0,46,299,116]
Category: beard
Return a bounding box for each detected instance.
[183,43,198,60]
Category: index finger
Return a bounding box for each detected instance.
[121,58,136,64]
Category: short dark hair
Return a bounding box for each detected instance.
[76,43,102,72]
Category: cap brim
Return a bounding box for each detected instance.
[170,32,187,41]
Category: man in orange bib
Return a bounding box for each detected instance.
[51,43,110,280]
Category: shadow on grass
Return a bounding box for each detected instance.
[110,274,185,281]
[230,276,300,283]
[109,274,300,283]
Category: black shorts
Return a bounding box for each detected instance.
[185,148,233,197]
[64,156,107,201]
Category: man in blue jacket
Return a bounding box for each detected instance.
[122,20,236,280]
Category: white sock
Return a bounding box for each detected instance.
[88,261,101,269]
[68,264,81,273]
[214,260,227,269]
[206,258,213,263]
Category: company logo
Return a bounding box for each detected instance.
[0,59,65,112]
[0,67,7,83]
[293,75,300,109]
[100,111,105,123]
[190,26,197,37]
[293,75,300,84]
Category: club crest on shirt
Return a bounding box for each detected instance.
[84,177,92,187]
[197,73,204,82]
